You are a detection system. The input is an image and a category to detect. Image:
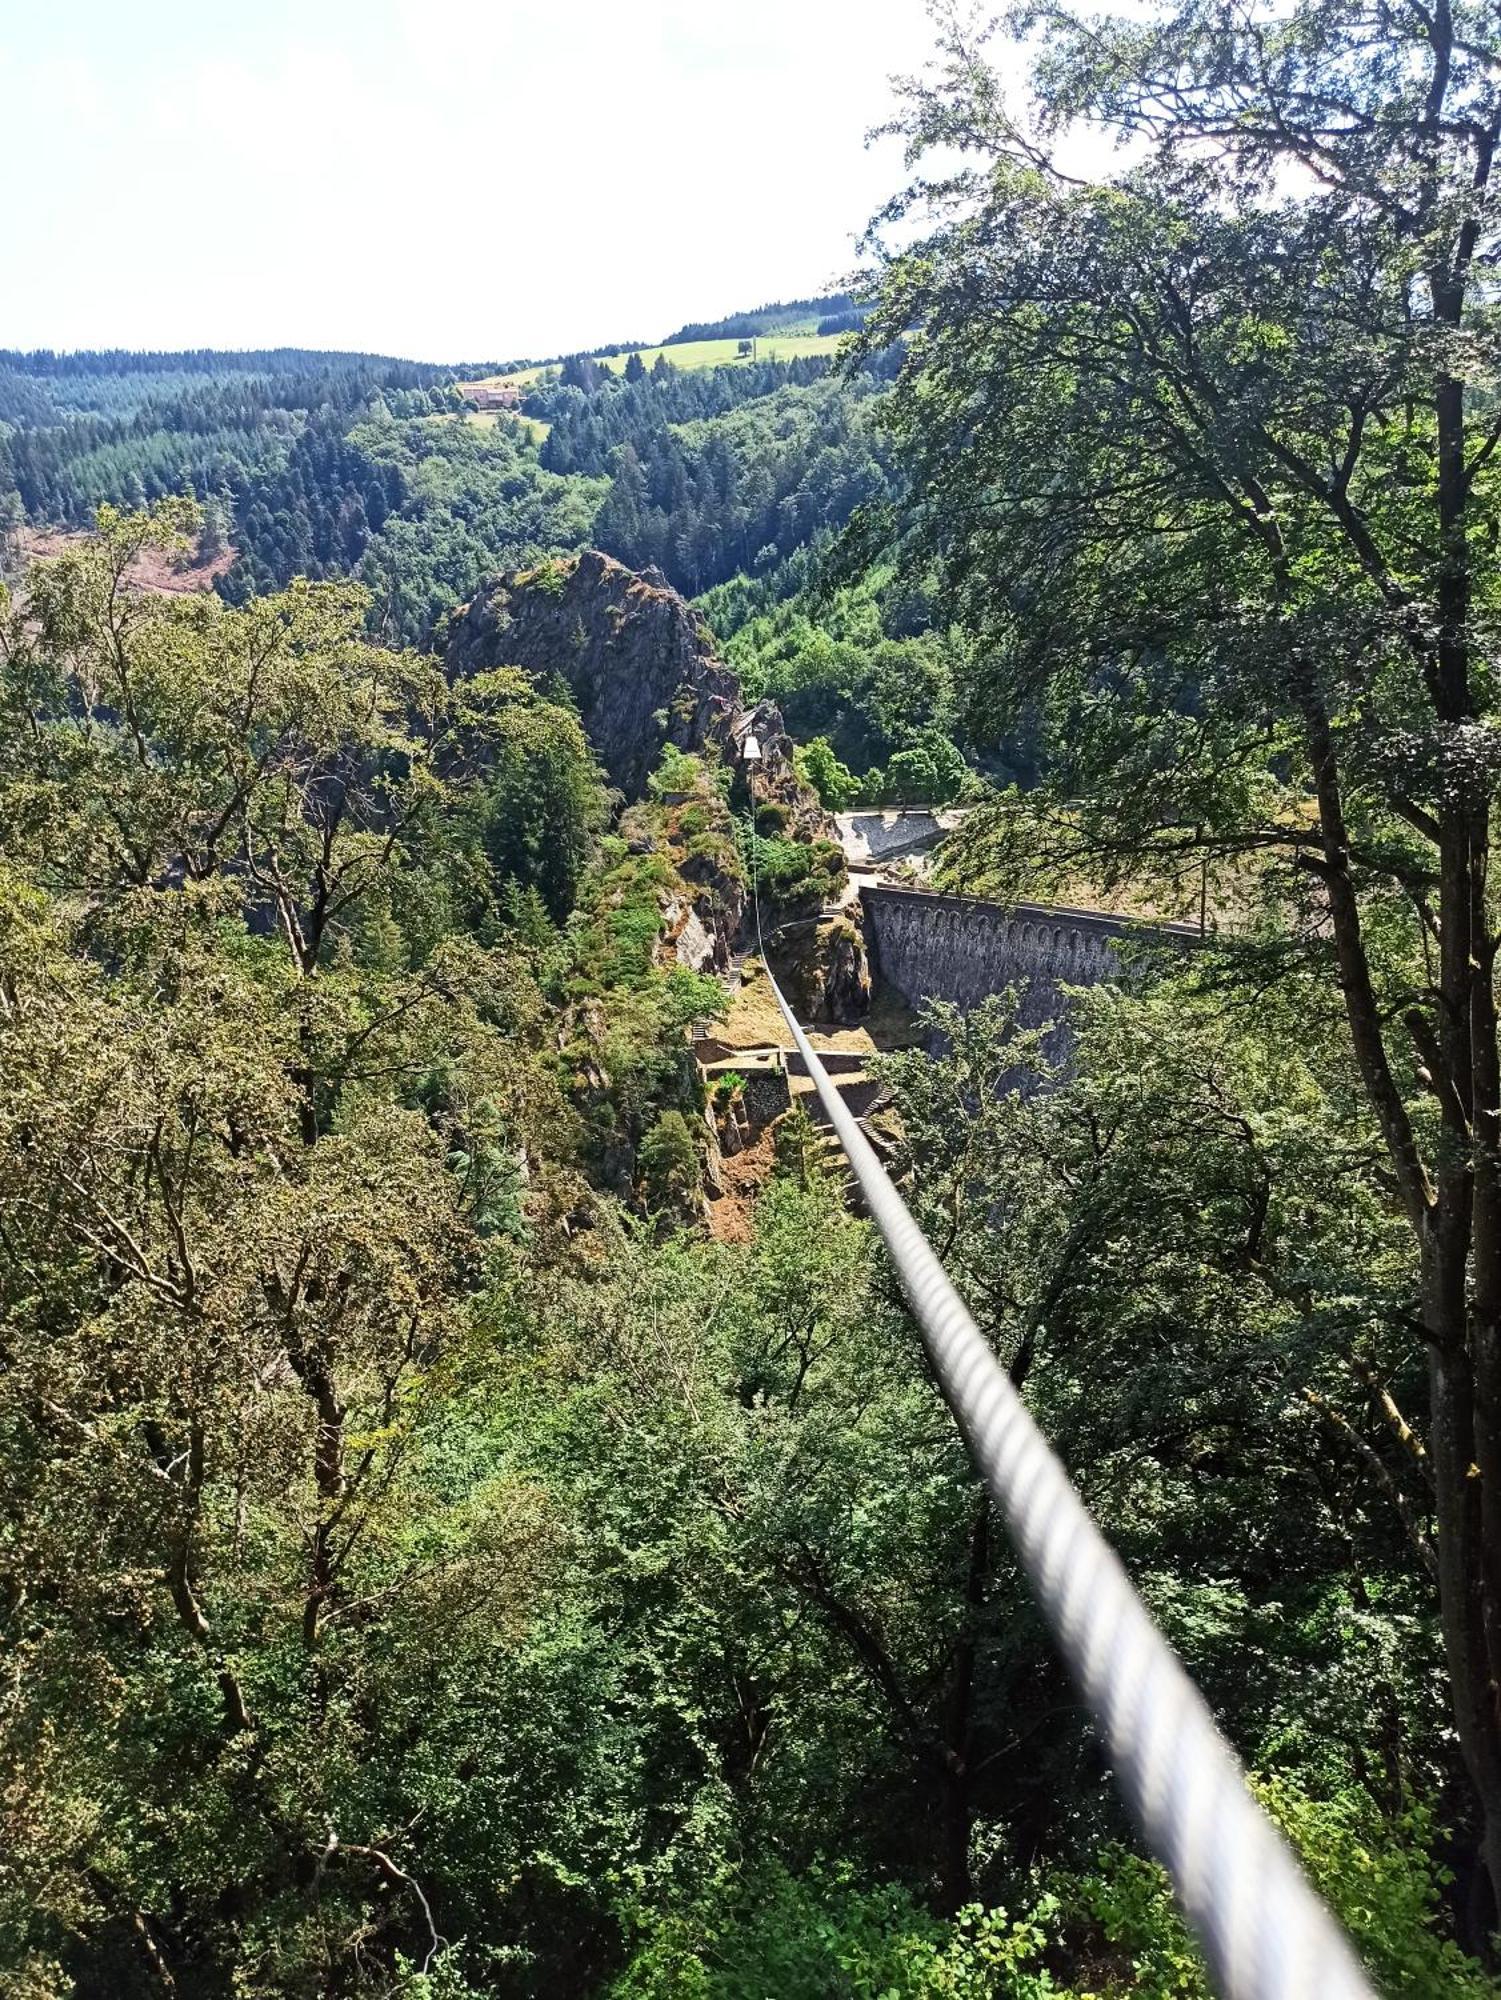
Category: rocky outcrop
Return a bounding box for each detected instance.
[446,550,813,820]
[446,552,735,798]
[652,786,747,977]
[446,548,865,1012]
[771,915,872,1026]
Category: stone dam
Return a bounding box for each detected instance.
[694,887,1200,1169]
[858,884,1200,1025]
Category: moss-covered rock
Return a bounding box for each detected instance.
[772,916,871,1024]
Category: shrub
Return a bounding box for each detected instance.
[738,825,845,909]
[607,1863,1054,1999]
[885,728,968,806]
[858,764,886,806]
[609,1794,1497,2000]
[638,1109,701,1209]
[796,735,861,811]
[518,555,571,598]
[811,837,846,880]
[649,744,705,800]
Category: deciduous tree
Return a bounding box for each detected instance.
[857,0,1501,1920]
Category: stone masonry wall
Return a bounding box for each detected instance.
[861,885,1195,1025]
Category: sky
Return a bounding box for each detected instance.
[2,0,944,364]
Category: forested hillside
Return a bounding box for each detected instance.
[0,301,901,651]
[7,1,1501,1995]
[8,499,1480,2000]
[0,307,935,795]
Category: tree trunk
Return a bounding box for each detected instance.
[1304,687,1501,1927]
[937,1496,990,1912]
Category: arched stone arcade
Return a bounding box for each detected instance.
[859,886,1195,1028]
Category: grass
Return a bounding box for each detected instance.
[456,365,545,396]
[475,409,550,443]
[597,333,845,374]
[718,955,921,1057]
[457,332,845,403]
[423,410,552,444]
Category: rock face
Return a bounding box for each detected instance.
[772,915,872,1026]
[446,548,866,1012]
[648,784,747,978]
[447,550,805,812]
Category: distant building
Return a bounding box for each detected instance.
[471,383,521,410]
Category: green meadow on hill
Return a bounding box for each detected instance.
[7,10,1501,1994]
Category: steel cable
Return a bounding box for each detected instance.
[759,953,1376,2000]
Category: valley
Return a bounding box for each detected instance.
[5,6,1501,1992]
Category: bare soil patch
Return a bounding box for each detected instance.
[17,526,236,596]
[706,1127,779,1244]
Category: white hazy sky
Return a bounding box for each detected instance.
[2,0,944,363]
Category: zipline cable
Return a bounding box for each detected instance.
[740,793,1375,2000]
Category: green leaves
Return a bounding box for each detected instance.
[852,20,1501,1913]
[0,511,600,1990]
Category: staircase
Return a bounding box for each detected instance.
[699,1043,896,1160]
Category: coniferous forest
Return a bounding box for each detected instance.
[7,2,1501,1995]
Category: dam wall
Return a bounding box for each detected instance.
[860,885,1195,1025]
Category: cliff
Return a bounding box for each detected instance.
[445,549,867,1017]
[444,549,820,831]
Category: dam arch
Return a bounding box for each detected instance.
[859,885,1197,1026]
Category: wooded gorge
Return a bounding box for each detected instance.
[6,0,1501,1992]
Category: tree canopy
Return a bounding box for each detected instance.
[9,5,1501,1984]
[853,0,1501,1929]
